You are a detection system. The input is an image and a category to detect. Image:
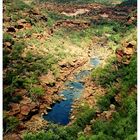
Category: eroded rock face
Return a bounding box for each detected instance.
[116,41,136,64]
[20,96,32,105]
[9,103,20,115]
[20,105,31,116]
[4,133,22,140]
[61,8,90,17]
[8,96,39,121]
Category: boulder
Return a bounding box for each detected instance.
[20,105,31,116]
[129,40,137,46]
[70,115,75,120]
[100,13,109,18]
[3,16,11,22]
[59,61,69,68]
[16,114,25,120]
[116,49,124,62]
[40,104,46,109]
[84,125,92,134]
[4,42,12,48]
[4,133,21,140]
[110,104,115,111]
[24,23,32,29]
[17,19,27,24]
[20,96,32,105]
[30,102,37,110]
[115,94,121,103]
[124,47,134,55]
[9,103,20,115]
[31,8,40,15]
[105,111,112,120]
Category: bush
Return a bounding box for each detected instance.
[98,87,117,111]
[3,33,13,43]
[88,132,113,140]
[23,130,59,140]
[75,108,96,129]
[11,42,25,59]
[3,49,10,68]
[4,116,19,133]
[29,85,45,99]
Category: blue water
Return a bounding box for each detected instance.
[66,81,84,89]
[43,99,72,125]
[75,70,90,80]
[43,82,84,125]
[90,58,100,66]
[43,57,100,125]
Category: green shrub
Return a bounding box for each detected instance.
[92,60,118,86]
[125,133,137,140]
[11,0,30,11]
[3,33,13,43]
[3,48,10,68]
[23,130,59,140]
[11,42,25,59]
[89,132,114,140]
[4,116,19,133]
[108,34,121,43]
[75,108,96,129]
[29,86,45,98]
[98,87,117,111]
[4,70,17,85]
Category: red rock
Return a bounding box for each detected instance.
[9,103,20,115]
[4,133,21,140]
[116,49,124,57]
[15,89,27,96]
[11,134,21,140]
[127,19,133,24]
[16,114,25,120]
[17,123,26,130]
[20,96,31,105]
[40,104,46,109]
[20,105,30,116]
[124,47,134,55]
[30,102,37,110]
[116,54,123,62]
